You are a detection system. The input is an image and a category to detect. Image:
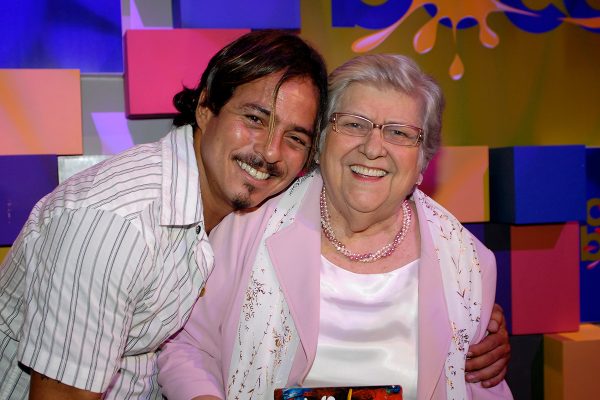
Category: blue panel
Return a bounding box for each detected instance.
[331,0,410,30]
[0,0,123,72]
[489,147,516,224]
[173,0,300,29]
[513,146,586,224]
[0,155,58,246]
[581,147,600,322]
[490,146,586,224]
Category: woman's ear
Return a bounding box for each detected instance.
[416,173,423,185]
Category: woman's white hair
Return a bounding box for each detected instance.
[318,54,444,171]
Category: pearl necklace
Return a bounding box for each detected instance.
[320,186,412,263]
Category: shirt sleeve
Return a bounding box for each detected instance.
[17,207,149,393]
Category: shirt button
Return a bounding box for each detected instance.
[196,225,202,234]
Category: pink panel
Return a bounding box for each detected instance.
[0,69,82,155]
[510,222,580,334]
[124,29,249,117]
[421,146,489,222]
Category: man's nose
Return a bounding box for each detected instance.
[260,132,284,164]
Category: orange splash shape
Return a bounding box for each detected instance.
[562,16,600,29]
[449,54,464,80]
[352,19,404,52]
[352,2,420,52]
[351,0,536,79]
[413,17,438,54]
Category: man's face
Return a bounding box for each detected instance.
[196,72,319,221]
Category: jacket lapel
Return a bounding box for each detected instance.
[266,175,323,383]
[265,178,452,394]
[416,196,452,399]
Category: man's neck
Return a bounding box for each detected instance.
[193,131,233,234]
[202,201,229,234]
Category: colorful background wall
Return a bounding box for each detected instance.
[1,1,599,398]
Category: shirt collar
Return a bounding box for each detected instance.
[160,124,204,227]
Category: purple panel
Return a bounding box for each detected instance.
[505,334,544,400]
[173,0,300,29]
[0,0,123,73]
[581,147,600,322]
[466,223,513,332]
[0,155,58,245]
[464,223,485,242]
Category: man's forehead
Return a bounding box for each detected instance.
[231,75,318,114]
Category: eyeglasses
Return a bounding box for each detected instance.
[329,112,423,147]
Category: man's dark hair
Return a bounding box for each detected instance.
[172,30,328,168]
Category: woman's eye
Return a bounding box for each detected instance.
[390,129,408,137]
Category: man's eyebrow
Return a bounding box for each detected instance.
[292,125,314,137]
[241,103,314,137]
[241,103,271,116]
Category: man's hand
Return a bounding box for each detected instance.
[30,371,102,400]
[465,303,511,388]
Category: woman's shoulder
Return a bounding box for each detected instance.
[413,188,495,263]
[211,172,322,241]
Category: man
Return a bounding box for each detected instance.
[0,31,507,400]
[0,30,327,399]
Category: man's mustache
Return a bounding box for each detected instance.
[235,154,283,178]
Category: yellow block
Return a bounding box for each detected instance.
[0,247,10,264]
[0,69,82,155]
[544,324,600,400]
[420,146,489,223]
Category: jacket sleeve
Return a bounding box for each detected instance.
[157,207,265,400]
[466,239,514,399]
[158,215,243,400]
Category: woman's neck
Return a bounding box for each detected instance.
[324,192,405,240]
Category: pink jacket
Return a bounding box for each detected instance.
[157,173,512,399]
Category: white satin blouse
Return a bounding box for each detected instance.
[302,256,420,400]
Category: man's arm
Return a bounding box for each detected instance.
[465,303,511,387]
[30,372,101,400]
[18,208,147,395]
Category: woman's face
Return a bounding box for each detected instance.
[320,82,423,218]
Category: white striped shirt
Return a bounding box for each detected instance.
[0,125,213,399]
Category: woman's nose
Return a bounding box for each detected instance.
[361,127,387,159]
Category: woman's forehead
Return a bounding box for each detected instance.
[337,83,424,123]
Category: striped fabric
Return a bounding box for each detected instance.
[0,125,213,399]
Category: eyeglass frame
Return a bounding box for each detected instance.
[329,112,424,147]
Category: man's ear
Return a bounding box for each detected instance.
[195,90,210,133]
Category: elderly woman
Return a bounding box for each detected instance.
[157,54,512,399]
